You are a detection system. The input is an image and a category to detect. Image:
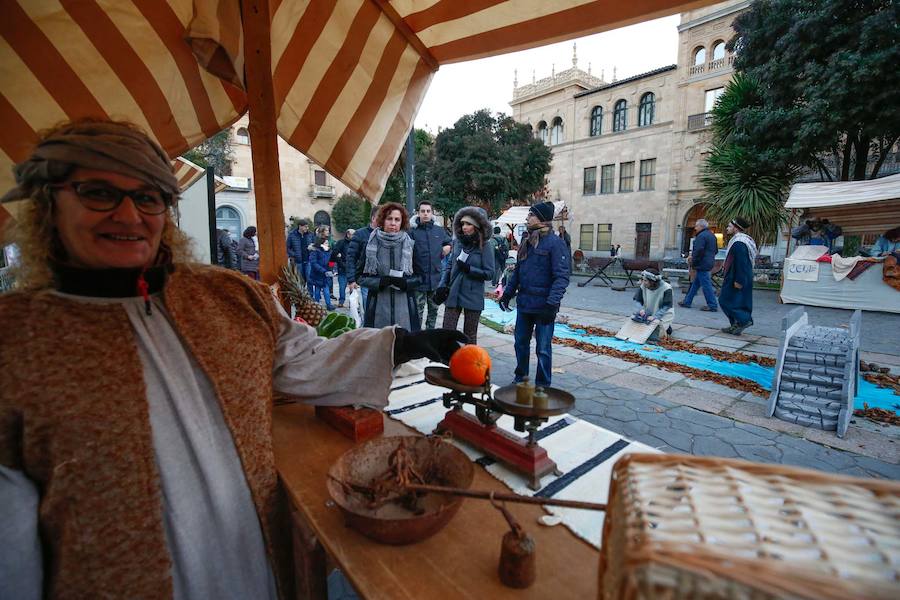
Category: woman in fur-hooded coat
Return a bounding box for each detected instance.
[434,206,494,344]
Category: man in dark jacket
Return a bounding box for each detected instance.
[498,201,570,387]
[286,219,314,292]
[411,201,452,329]
[330,228,353,307]
[347,205,380,311]
[490,226,509,286]
[678,218,718,311]
[216,228,238,270]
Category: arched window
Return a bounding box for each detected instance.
[613,100,627,132]
[235,127,250,144]
[314,210,331,228]
[638,93,655,127]
[537,121,548,144]
[589,106,603,136]
[693,47,706,65]
[216,205,242,238]
[712,41,726,61]
[550,117,564,145]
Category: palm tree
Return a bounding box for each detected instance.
[699,74,796,244]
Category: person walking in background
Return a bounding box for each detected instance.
[331,228,354,307]
[609,243,617,257]
[237,226,260,280]
[490,226,509,286]
[434,207,494,345]
[498,201,570,387]
[216,228,238,270]
[678,218,718,312]
[719,217,757,335]
[347,205,379,312]
[308,229,334,310]
[558,225,573,271]
[359,203,421,329]
[411,200,452,329]
[286,218,314,292]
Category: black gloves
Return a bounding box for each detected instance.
[432,286,449,305]
[456,259,471,273]
[498,294,513,312]
[393,328,469,365]
[379,276,407,290]
[535,304,558,324]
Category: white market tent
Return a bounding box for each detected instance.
[781,173,900,314]
[495,201,566,225]
[785,173,900,209]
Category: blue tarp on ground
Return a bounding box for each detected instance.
[481,304,899,414]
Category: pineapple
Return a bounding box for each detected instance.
[279,263,328,326]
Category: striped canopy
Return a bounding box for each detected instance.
[1,0,712,241]
[173,156,228,193]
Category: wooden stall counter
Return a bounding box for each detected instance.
[273,403,600,599]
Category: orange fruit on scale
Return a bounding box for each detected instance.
[449,344,492,386]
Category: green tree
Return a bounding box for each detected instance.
[182,129,234,176]
[700,74,796,244]
[331,193,370,233]
[381,128,434,205]
[729,0,900,181]
[430,109,552,217]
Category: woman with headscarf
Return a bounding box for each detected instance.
[359,203,421,329]
[238,225,260,280]
[433,206,494,344]
[0,119,465,599]
[631,267,674,340]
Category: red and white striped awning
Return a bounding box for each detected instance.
[172,156,228,194]
[1,1,709,201]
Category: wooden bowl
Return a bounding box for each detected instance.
[326,436,475,545]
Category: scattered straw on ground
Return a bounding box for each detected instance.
[570,323,777,367]
[553,337,769,397]
[854,405,900,426]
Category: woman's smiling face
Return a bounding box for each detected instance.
[52,168,166,269]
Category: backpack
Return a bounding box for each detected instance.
[492,235,509,262]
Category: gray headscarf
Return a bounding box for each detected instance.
[1,120,179,203]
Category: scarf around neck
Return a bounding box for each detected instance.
[726,232,758,265]
[518,223,550,261]
[364,229,414,275]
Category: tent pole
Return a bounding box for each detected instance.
[242,0,286,285]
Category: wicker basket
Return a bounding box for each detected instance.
[599,454,900,600]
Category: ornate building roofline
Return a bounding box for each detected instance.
[573,65,677,99]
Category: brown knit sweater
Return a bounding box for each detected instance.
[0,265,294,599]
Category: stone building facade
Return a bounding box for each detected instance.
[214,114,356,238]
[510,0,753,260]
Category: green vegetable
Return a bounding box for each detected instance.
[317,313,356,337]
[316,312,340,336]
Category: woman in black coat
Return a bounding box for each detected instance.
[359,203,421,330]
[434,206,494,344]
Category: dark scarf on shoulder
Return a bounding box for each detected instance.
[517,223,550,261]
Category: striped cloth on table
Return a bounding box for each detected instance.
[387,371,661,548]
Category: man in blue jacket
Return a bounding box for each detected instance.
[286,219,314,293]
[411,201,452,329]
[346,205,379,311]
[678,218,718,312]
[498,201,570,387]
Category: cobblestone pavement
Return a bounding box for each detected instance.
[475,326,900,480]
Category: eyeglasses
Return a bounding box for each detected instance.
[52,181,173,215]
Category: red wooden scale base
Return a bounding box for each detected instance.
[436,409,559,491]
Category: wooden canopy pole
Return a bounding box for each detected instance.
[241,0,286,284]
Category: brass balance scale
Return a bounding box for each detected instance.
[423,366,574,490]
